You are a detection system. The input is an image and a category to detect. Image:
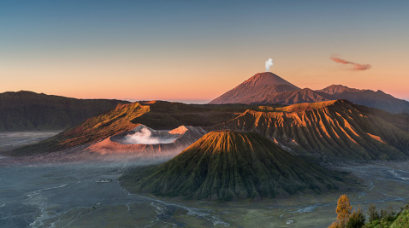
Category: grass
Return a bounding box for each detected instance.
[120,131,353,201]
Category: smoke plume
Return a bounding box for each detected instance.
[265,58,274,71]
[122,127,178,145]
[330,55,371,71]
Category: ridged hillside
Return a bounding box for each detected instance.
[261,88,331,104]
[209,100,409,161]
[0,91,128,131]
[12,101,238,155]
[120,131,351,201]
[13,102,148,155]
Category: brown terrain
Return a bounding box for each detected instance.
[210,72,409,114]
[209,72,300,105]
[12,99,409,163]
[208,100,409,162]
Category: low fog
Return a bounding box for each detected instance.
[0,131,60,151]
[0,131,183,167]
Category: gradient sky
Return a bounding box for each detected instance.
[1,0,408,103]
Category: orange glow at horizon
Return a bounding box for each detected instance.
[1,49,408,102]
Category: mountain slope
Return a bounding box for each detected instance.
[12,102,148,154]
[318,85,409,114]
[209,100,409,161]
[12,101,239,155]
[209,73,409,114]
[318,85,360,95]
[209,72,300,104]
[0,91,128,131]
[120,131,351,201]
[261,88,332,104]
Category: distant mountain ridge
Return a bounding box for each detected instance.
[0,91,128,131]
[318,85,409,114]
[210,72,409,114]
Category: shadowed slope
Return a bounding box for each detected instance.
[209,72,300,104]
[120,131,350,201]
[12,102,148,155]
[260,88,332,105]
[318,85,409,114]
[12,101,239,155]
[0,91,128,131]
[209,72,409,114]
[209,100,409,161]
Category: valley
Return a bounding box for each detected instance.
[1,133,408,228]
[3,1,408,227]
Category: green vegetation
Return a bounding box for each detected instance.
[120,130,353,201]
[328,196,409,228]
[347,207,366,228]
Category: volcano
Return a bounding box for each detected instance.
[209,100,409,161]
[209,72,300,104]
[209,73,409,114]
[120,131,349,201]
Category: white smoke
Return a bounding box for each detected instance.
[124,128,159,144]
[265,58,274,71]
[122,127,178,145]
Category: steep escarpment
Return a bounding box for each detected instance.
[209,100,409,161]
[120,131,350,201]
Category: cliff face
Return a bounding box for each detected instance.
[209,100,409,161]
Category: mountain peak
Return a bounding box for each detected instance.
[209,72,300,104]
[243,72,298,88]
[121,130,347,200]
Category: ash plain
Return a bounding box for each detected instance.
[0,132,408,228]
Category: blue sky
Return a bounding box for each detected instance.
[1,1,408,102]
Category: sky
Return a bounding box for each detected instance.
[1,0,408,103]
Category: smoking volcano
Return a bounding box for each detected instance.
[120,130,351,201]
[114,125,181,145]
[88,125,206,154]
